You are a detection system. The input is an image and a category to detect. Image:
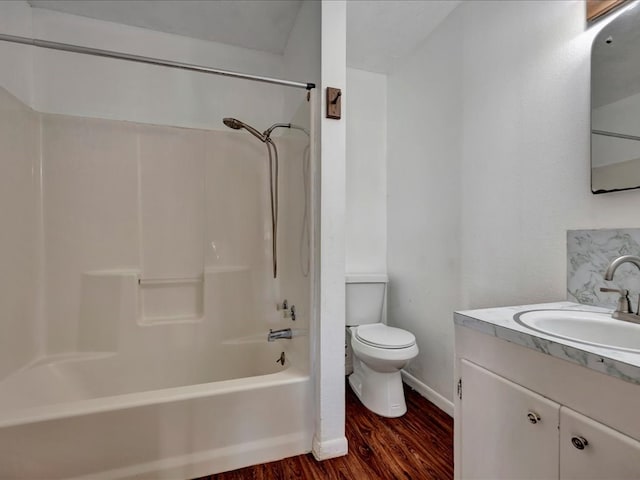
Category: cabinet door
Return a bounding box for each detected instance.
[560,407,640,479]
[460,360,560,480]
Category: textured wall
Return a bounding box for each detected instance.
[346,68,387,275]
[388,0,640,405]
[30,7,284,131]
[387,7,462,406]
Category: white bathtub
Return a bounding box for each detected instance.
[0,338,312,479]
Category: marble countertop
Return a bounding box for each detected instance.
[455,301,640,386]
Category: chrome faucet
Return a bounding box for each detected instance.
[601,255,640,324]
[268,328,293,342]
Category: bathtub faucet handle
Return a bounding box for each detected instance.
[278,299,288,310]
[290,305,296,321]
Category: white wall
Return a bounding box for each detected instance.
[30,7,285,131]
[346,68,387,274]
[387,8,462,409]
[282,0,321,122]
[0,3,322,131]
[387,0,640,406]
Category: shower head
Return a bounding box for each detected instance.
[222,117,266,142]
[223,117,309,143]
[223,117,243,130]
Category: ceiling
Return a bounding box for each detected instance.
[28,0,303,55]
[28,0,460,72]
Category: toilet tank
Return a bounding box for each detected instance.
[345,274,388,326]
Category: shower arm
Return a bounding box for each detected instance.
[264,123,310,138]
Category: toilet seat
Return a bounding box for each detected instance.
[355,324,416,349]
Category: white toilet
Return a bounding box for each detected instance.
[346,274,418,417]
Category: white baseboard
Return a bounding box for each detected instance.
[311,435,348,461]
[401,370,454,417]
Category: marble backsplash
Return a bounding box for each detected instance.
[567,229,640,309]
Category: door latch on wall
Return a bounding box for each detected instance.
[326,87,342,119]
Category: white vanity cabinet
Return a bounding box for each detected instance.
[455,323,640,480]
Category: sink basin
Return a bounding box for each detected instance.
[514,309,640,353]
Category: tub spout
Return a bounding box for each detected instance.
[268,328,292,342]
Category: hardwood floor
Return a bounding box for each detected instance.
[199,381,454,479]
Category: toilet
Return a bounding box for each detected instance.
[346,274,418,417]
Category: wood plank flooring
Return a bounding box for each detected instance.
[199,381,453,479]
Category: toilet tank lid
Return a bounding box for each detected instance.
[346,273,388,283]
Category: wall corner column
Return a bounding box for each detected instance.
[312,0,348,461]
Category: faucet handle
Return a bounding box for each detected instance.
[600,287,629,295]
[600,287,631,313]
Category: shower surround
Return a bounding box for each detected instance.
[0,85,312,478]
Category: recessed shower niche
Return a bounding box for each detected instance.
[138,276,204,324]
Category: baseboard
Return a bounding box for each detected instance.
[311,435,348,461]
[401,370,454,417]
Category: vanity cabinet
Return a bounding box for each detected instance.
[455,324,640,480]
[459,359,640,479]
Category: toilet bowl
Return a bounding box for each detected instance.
[345,274,419,417]
[348,325,418,417]
[352,324,418,371]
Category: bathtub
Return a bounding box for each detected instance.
[0,265,313,478]
[0,337,312,479]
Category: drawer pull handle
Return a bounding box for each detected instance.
[571,436,589,450]
[527,412,541,424]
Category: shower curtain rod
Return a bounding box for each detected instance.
[0,33,316,90]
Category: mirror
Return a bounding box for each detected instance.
[591,2,640,193]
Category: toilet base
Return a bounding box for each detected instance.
[348,359,407,418]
